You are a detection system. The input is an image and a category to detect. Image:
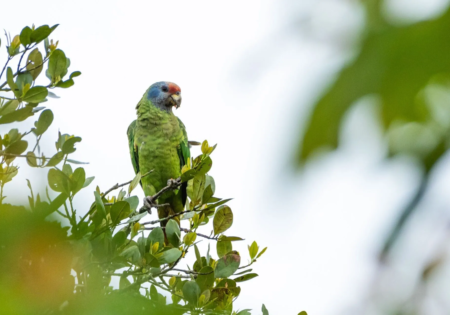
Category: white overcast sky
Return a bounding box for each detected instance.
[2,0,450,314]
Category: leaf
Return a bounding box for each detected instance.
[47,49,67,83]
[26,151,38,167]
[48,168,70,194]
[120,245,141,265]
[83,176,95,188]
[94,191,106,219]
[30,24,58,43]
[44,192,68,217]
[144,253,160,268]
[110,201,131,224]
[0,100,19,116]
[256,247,267,259]
[262,304,269,315]
[214,251,240,278]
[119,277,131,289]
[27,48,43,80]
[248,241,259,260]
[147,227,164,248]
[182,281,201,305]
[165,219,181,247]
[194,244,202,269]
[15,73,33,96]
[202,184,214,204]
[67,159,89,165]
[33,109,53,135]
[23,86,48,103]
[158,248,182,264]
[6,67,18,96]
[45,151,65,167]
[233,269,253,276]
[20,26,32,46]
[213,205,233,235]
[128,171,141,195]
[217,237,232,257]
[196,266,214,292]
[219,236,244,242]
[127,212,147,223]
[70,167,86,195]
[112,231,127,248]
[124,196,139,211]
[5,140,28,155]
[61,136,81,154]
[298,312,308,315]
[183,232,197,246]
[233,273,258,282]
[0,105,34,124]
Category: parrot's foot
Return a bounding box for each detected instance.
[142,196,171,214]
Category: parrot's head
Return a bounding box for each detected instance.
[146,81,182,112]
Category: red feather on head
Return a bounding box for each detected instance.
[168,82,181,94]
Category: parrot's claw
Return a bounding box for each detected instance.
[167,178,182,188]
[143,196,155,214]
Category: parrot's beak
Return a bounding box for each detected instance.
[169,94,182,109]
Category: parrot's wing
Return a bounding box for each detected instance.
[127,120,140,175]
[177,117,190,167]
[177,117,190,206]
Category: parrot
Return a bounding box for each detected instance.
[127,81,190,229]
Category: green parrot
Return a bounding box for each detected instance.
[127,81,190,227]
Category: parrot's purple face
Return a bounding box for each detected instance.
[147,81,182,112]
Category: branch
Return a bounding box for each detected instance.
[0,56,12,82]
[139,178,182,213]
[170,268,214,276]
[102,170,153,198]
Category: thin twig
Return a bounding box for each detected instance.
[140,207,210,226]
[102,170,153,198]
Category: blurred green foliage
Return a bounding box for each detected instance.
[0,24,277,315]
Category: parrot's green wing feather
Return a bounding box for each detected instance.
[177,117,190,206]
[127,120,140,175]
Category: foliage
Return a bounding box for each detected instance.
[0,24,276,315]
[296,1,450,314]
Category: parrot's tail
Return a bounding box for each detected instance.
[158,205,180,245]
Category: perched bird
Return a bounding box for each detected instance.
[127,81,190,228]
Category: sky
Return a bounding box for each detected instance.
[2,0,450,314]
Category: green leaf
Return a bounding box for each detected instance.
[165,219,181,247]
[128,171,141,195]
[187,173,206,206]
[27,48,43,80]
[112,231,127,248]
[233,269,253,276]
[0,105,34,124]
[94,191,106,219]
[6,67,18,96]
[158,248,182,264]
[70,167,86,195]
[194,244,202,269]
[248,241,259,260]
[20,26,32,46]
[110,201,131,225]
[213,205,233,235]
[214,251,240,278]
[45,151,65,167]
[202,184,214,204]
[23,86,48,103]
[217,236,232,257]
[0,100,19,116]
[298,312,308,315]
[120,245,141,265]
[233,273,258,282]
[183,232,197,246]
[83,176,95,188]
[124,196,139,211]
[144,253,160,268]
[26,151,38,167]
[182,281,201,305]
[61,136,81,154]
[196,156,213,176]
[119,276,131,289]
[5,140,28,155]
[196,266,214,292]
[147,227,164,248]
[47,49,67,83]
[219,236,244,242]
[30,24,58,43]
[48,168,70,194]
[44,192,68,217]
[15,72,33,96]
[33,109,53,135]
[127,212,146,223]
[262,304,269,315]
[256,247,267,259]
[67,159,89,165]
[236,310,252,315]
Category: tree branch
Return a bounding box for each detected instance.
[102,170,153,198]
[144,226,217,241]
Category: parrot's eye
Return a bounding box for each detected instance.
[161,86,169,92]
